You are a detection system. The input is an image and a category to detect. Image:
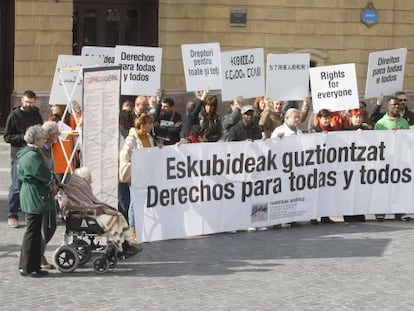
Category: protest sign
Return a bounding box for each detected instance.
[310,63,359,112]
[81,46,116,66]
[221,48,265,101]
[181,42,222,92]
[49,55,100,106]
[364,48,407,99]
[115,45,162,96]
[82,66,121,207]
[131,130,414,242]
[266,53,310,101]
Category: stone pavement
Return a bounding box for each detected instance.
[1,139,414,311]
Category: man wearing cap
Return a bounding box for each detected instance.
[225,105,262,142]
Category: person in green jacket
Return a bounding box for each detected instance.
[18,124,57,277]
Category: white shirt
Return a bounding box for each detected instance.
[271,123,303,138]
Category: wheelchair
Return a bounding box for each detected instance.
[53,211,120,274]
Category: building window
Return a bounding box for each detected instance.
[73,0,158,55]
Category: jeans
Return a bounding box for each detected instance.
[128,184,135,227]
[118,182,130,223]
[128,201,135,227]
[8,158,21,220]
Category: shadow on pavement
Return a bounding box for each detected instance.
[36,220,413,278]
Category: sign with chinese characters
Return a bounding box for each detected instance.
[266,53,310,101]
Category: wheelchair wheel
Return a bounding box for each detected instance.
[70,239,92,266]
[92,256,109,274]
[53,245,80,273]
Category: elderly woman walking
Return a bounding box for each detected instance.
[18,125,57,277]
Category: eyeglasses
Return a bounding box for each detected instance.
[389,103,400,106]
[398,98,407,102]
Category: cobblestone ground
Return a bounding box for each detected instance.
[1,141,414,310]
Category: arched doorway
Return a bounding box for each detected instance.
[73,0,159,55]
[0,0,14,128]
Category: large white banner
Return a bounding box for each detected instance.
[181,42,222,92]
[132,130,414,242]
[266,53,310,101]
[81,46,116,66]
[364,48,407,99]
[221,48,265,101]
[115,45,162,96]
[82,66,121,207]
[310,63,359,112]
[49,55,100,106]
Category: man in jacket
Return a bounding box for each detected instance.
[226,105,262,142]
[3,90,43,228]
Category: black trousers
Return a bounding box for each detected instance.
[19,213,43,273]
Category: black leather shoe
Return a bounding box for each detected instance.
[396,215,411,221]
[124,243,143,256]
[310,219,319,225]
[36,269,49,276]
[320,217,335,224]
[20,269,48,278]
[121,241,143,255]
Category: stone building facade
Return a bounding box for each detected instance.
[7,0,414,121]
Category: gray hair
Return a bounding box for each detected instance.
[284,108,300,121]
[24,124,45,144]
[74,167,91,182]
[42,121,59,138]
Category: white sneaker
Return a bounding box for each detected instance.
[247,227,256,232]
[256,226,268,231]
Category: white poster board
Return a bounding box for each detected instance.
[364,48,407,99]
[266,53,310,101]
[221,48,265,101]
[131,130,414,242]
[82,66,121,207]
[181,42,222,92]
[49,55,101,106]
[82,46,116,66]
[115,45,162,96]
[309,63,359,112]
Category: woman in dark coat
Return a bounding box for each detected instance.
[199,95,222,142]
[18,124,56,277]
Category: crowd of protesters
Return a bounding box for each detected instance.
[3,89,413,277]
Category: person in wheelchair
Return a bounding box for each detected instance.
[60,167,140,257]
